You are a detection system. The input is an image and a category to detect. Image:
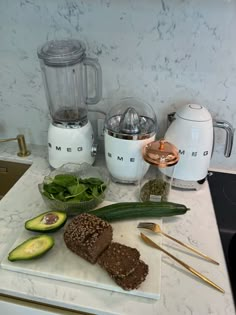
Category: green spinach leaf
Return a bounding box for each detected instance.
[43,174,106,204]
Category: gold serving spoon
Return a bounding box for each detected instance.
[138,222,219,265]
[140,232,224,294]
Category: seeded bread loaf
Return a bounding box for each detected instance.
[112,260,149,291]
[64,213,113,264]
[97,242,140,277]
[98,242,148,290]
[64,214,148,291]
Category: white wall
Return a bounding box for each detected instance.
[0,0,235,169]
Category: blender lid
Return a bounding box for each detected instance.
[37,39,86,66]
[105,97,157,139]
[143,139,179,167]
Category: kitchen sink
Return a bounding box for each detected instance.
[0,160,31,200]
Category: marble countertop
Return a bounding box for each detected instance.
[0,142,235,315]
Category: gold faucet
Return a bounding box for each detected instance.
[0,134,31,157]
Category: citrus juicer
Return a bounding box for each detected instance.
[104,98,157,184]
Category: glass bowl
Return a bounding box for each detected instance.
[38,163,109,216]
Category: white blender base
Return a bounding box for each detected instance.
[48,121,95,169]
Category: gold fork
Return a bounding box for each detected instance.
[137,222,219,265]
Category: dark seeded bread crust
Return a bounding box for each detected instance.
[64,213,113,264]
[112,260,149,291]
[97,242,140,277]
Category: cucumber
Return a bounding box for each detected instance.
[89,201,189,222]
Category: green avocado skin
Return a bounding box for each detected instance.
[24,211,67,233]
[8,235,54,262]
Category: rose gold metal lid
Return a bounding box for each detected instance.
[142,139,179,168]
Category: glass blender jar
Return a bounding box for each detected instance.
[140,139,179,202]
[37,39,102,168]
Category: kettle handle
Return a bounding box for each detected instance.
[213,120,234,157]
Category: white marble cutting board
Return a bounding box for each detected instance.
[0,202,162,300]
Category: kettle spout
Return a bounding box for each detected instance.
[213,120,234,157]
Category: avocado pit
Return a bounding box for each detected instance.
[41,213,59,225]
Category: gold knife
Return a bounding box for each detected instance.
[140,232,225,294]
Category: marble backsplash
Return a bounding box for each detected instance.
[0,0,235,169]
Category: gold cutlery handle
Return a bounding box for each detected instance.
[162,231,219,265]
[140,233,225,294]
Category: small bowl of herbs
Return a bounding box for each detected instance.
[38,163,109,215]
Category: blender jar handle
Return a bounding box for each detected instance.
[213,120,234,157]
[83,57,102,105]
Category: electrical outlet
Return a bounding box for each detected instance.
[97,119,105,140]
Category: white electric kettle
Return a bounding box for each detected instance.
[164,104,234,189]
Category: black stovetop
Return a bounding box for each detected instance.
[208,171,236,304]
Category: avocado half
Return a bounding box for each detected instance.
[25,211,67,232]
[8,234,54,262]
